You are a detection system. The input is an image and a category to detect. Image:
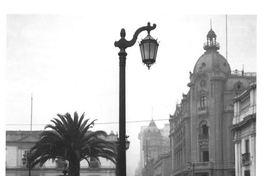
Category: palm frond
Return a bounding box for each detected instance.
[80,119,97,137]
[77,112,85,128]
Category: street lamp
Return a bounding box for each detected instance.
[114,22,158,176]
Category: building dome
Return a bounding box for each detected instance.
[193,51,231,75]
[193,28,231,75]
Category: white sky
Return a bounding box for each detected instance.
[1,1,264,176]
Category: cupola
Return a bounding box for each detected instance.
[203,23,220,51]
[193,24,231,76]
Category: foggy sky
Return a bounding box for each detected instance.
[5,13,257,176]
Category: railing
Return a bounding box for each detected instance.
[231,70,256,77]
[193,161,214,170]
[240,104,250,115]
[198,134,209,140]
[233,105,256,124]
[203,42,220,50]
[198,106,208,115]
[242,153,251,166]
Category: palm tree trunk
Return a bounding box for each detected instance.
[68,159,80,176]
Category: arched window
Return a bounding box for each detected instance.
[199,121,209,162]
[200,95,207,109]
[199,121,209,138]
[201,124,208,136]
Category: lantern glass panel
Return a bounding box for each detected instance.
[140,43,145,61]
[149,42,156,59]
[143,42,150,60]
[154,43,158,60]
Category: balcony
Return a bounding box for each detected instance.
[233,105,256,125]
[198,134,209,148]
[198,107,208,115]
[193,162,214,170]
[198,134,209,140]
[242,153,251,166]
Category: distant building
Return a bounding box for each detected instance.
[232,83,256,176]
[6,130,116,176]
[169,27,256,176]
[138,120,170,176]
[153,153,171,176]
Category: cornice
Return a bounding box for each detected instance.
[232,114,256,131]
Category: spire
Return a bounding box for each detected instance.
[226,15,228,60]
[30,93,33,131]
[151,106,154,120]
[207,19,216,39]
[203,20,219,51]
[149,119,157,127]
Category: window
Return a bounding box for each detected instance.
[245,139,249,153]
[199,121,209,138]
[200,96,207,109]
[244,170,250,176]
[202,151,209,162]
[22,150,29,167]
[202,124,208,136]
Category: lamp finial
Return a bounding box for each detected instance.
[120,28,126,38]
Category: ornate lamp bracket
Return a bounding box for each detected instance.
[114,22,156,51]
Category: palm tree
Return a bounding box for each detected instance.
[28,112,117,176]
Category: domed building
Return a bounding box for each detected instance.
[169,27,256,176]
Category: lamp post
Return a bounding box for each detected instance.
[114,22,159,176]
[115,136,131,176]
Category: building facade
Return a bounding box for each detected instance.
[138,120,170,176]
[232,83,256,176]
[169,28,256,176]
[6,130,117,176]
[153,153,171,176]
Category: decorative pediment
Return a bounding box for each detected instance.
[199,140,209,148]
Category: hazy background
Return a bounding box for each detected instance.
[1,1,263,176]
[5,14,256,175]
